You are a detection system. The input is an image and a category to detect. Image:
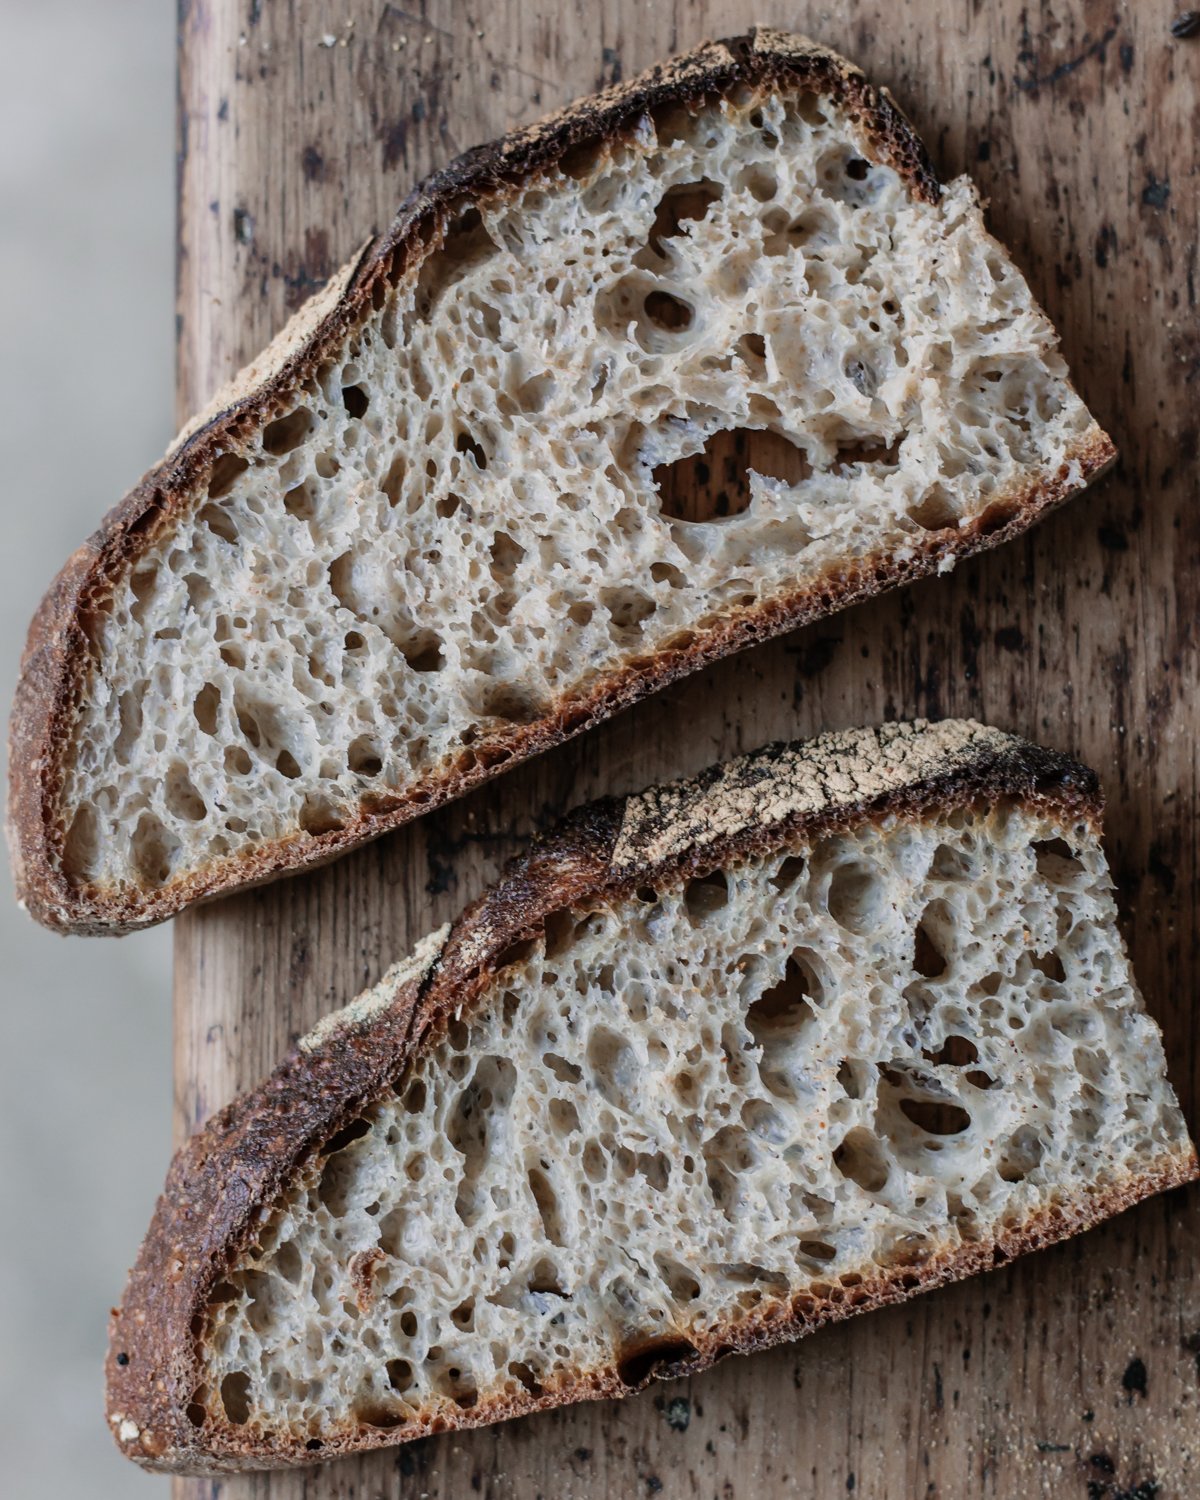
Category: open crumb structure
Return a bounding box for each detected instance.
[105,722,1194,1472]
[11,32,1114,933]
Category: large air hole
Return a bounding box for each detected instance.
[399,631,444,673]
[544,1052,582,1085]
[299,794,346,836]
[411,207,498,320]
[926,1035,979,1068]
[114,684,146,765]
[737,332,767,370]
[741,1097,790,1143]
[434,1366,478,1410]
[489,531,524,580]
[62,803,100,881]
[457,430,488,470]
[528,1257,565,1295]
[912,916,947,978]
[595,273,700,352]
[1032,950,1067,982]
[657,1257,701,1302]
[638,1150,671,1191]
[489,936,537,972]
[509,1361,543,1396]
[641,179,723,259]
[328,551,360,616]
[653,428,809,522]
[702,1128,750,1218]
[165,763,207,821]
[199,504,238,544]
[833,1127,891,1194]
[275,749,301,780]
[817,149,878,206]
[931,843,973,880]
[827,861,888,934]
[348,737,383,776]
[617,1338,698,1388]
[770,855,805,891]
[542,908,575,959]
[262,407,313,456]
[131,812,181,887]
[381,454,406,507]
[762,205,837,256]
[1033,838,1083,882]
[387,1359,414,1393]
[528,1167,567,1247]
[643,290,693,331]
[549,1098,580,1135]
[559,138,604,180]
[976,498,1021,538]
[792,90,827,127]
[208,452,250,498]
[830,433,905,472]
[127,567,158,626]
[908,483,960,531]
[899,1098,972,1136]
[342,385,369,418]
[193,682,220,736]
[736,162,778,201]
[273,1240,302,1285]
[448,1057,517,1185]
[998,1124,1044,1182]
[354,1400,403,1431]
[516,372,555,412]
[599,586,656,631]
[483,684,545,723]
[318,1119,371,1217]
[747,953,818,1045]
[220,1372,251,1425]
[684,870,728,920]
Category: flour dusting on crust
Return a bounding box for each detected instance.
[299,925,450,1054]
[613,720,1012,868]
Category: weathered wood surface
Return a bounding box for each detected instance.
[173,2,1200,1496]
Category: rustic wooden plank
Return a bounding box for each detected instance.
[173,2,1200,1496]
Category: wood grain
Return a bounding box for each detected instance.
[172,3,1200,1496]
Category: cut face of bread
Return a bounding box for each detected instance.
[105,721,1195,1473]
[10,30,1115,934]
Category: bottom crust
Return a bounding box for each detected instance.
[116,1149,1196,1474]
[41,427,1115,935]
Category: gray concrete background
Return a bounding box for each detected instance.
[1,2,175,1495]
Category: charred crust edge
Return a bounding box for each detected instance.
[102,721,1159,1474]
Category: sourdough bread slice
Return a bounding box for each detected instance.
[9,32,1116,936]
[106,720,1194,1474]
[11,31,1115,935]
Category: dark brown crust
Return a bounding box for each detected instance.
[105,723,1195,1474]
[7,28,1117,935]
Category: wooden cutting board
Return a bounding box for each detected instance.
[172,3,1200,1495]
